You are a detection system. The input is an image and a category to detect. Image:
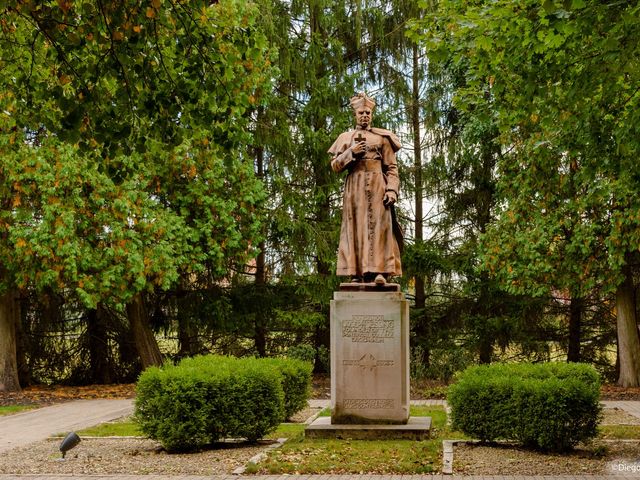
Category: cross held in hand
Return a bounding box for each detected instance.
[354,132,366,144]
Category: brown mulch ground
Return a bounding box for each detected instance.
[3,378,640,407]
[0,384,136,408]
[1,376,327,409]
[601,384,640,400]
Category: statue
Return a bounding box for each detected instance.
[329,93,403,285]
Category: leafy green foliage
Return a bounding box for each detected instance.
[262,357,313,420]
[135,355,311,450]
[0,0,273,306]
[135,355,284,450]
[448,362,602,451]
[411,0,640,376]
[414,0,640,294]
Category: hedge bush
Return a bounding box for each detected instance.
[262,357,313,420]
[135,355,312,451]
[447,362,601,451]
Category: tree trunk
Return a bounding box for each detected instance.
[0,289,21,392]
[616,264,640,387]
[313,322,330,374]
[14,297,31,387]
[253,141,268,357]
[254,317,267,357]
[87,305,112,384]
[177,315,202,358]
[476,277,494,364]
[412,42,426,310]
[478,337,493,364]
[126,294,163,369]
[567,296,582,362]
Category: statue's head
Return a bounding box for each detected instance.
[350,92,375,129]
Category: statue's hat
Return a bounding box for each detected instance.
[350,92,375,111]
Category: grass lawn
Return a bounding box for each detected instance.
[252,405,466,474]
[73,418,143,437]
[0,405,34,416]
[598,424,640,439]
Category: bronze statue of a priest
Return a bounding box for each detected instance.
[329,93,403,285]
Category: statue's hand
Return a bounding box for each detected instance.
[383,190,397,206]
[351,141,367,156]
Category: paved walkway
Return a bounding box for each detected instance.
[0,398,134,454]
[602,400,640,418]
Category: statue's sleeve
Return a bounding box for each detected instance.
[382,137,400,194]
[329,133,355,173]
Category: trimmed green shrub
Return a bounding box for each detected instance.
[135,355,284,451]
[263,357,313,420]
[448,362,601,451]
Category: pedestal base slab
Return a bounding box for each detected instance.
[305,416,431,440]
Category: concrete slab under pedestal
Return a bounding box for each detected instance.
[305,416,431,440]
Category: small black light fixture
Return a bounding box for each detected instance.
[59,432,81,459]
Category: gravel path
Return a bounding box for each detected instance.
[0,437,272,476]
[0,399,133,454]
[0,474,634,479]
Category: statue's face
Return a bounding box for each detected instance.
[354,107,372,128]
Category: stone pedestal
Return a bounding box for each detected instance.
[306,284,429,439]
[330,286,410,424]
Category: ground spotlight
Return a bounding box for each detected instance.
[59,432,81,459]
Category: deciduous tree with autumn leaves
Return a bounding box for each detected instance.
[0,0,273,391]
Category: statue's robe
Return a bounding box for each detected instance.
[329,126,402,277]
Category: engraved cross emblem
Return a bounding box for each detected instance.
[357,353,377,371]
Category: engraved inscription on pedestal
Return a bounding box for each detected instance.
[343,399,395,409]
[331,291,409,425]
[342,316,394,343]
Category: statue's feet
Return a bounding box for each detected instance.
[374,274,386,285]
[350,276,362,283]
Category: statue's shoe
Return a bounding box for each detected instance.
[374,274,385,285]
